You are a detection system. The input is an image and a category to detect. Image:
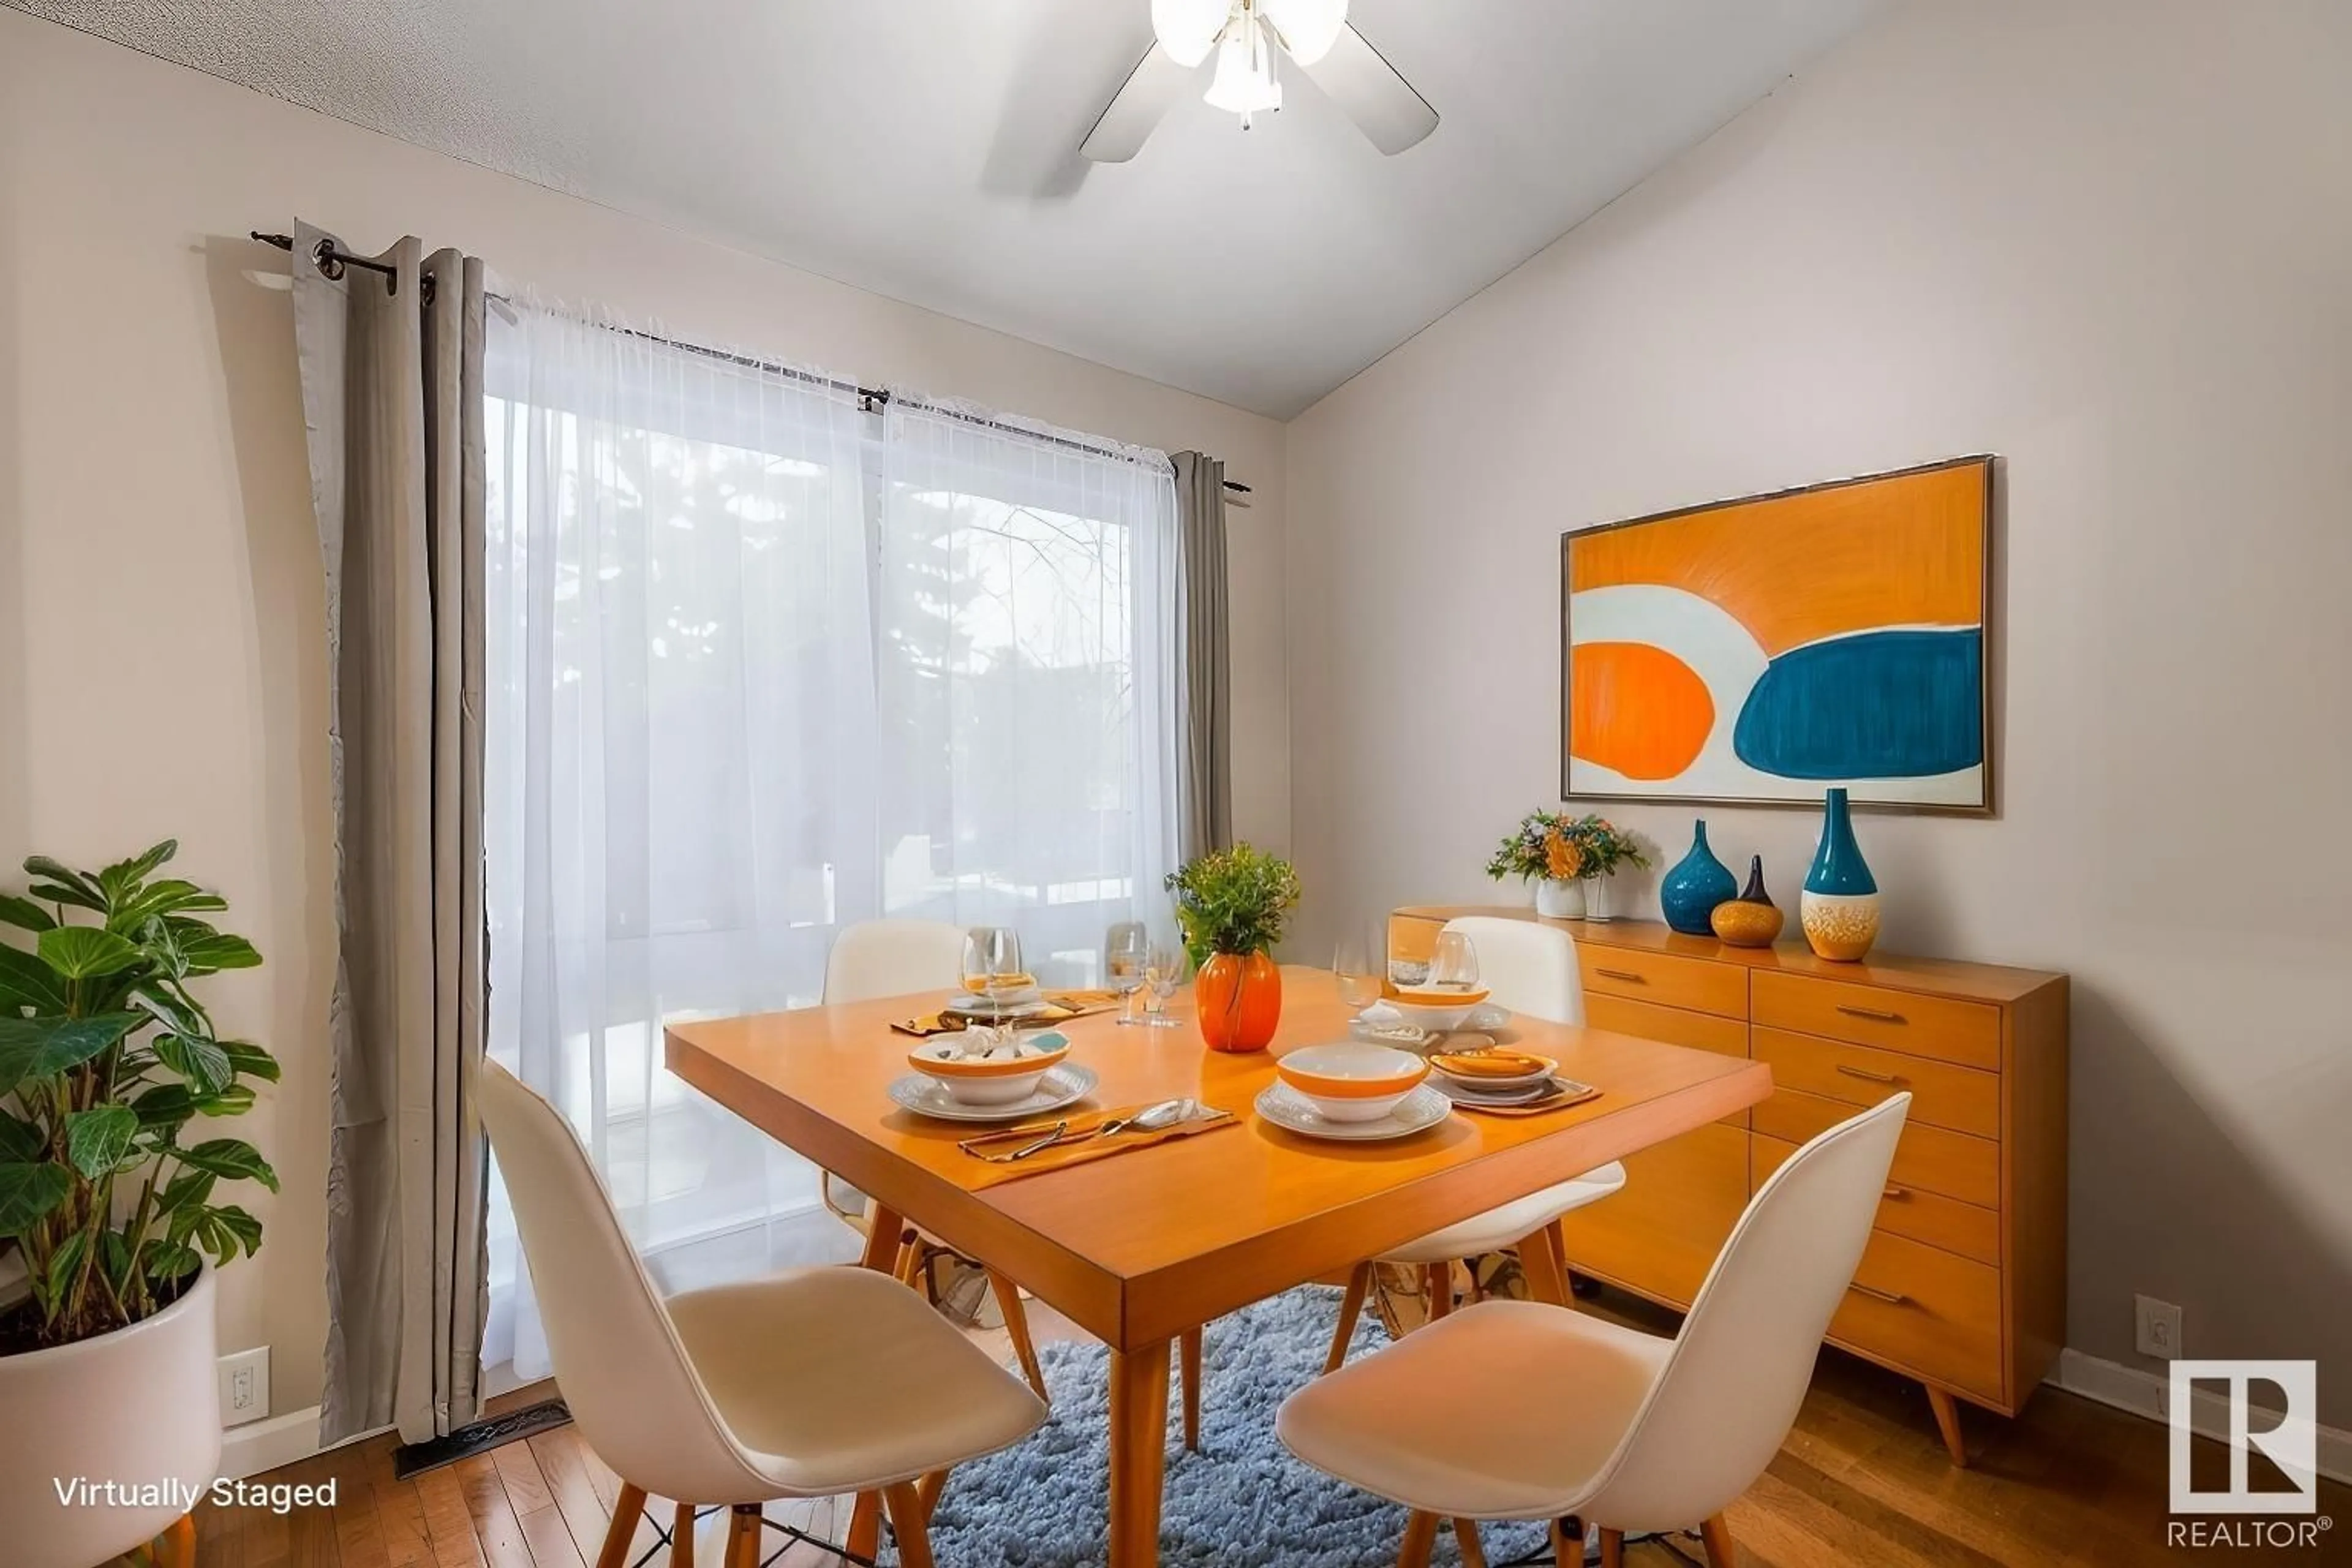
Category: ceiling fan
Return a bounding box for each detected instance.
[1081,0,1439,162]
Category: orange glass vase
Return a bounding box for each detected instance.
[1196,950,1282,1053]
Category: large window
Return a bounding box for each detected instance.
[477,303,1179,1381]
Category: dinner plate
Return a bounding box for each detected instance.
[1254,1080,1452,1142]
[1432,1076,1560,1107]
[943,993,1054,1020]
[888,1063,1099,1123]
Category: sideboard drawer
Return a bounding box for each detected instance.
[1755,1133,2001,1267]
[1580,948,1748,1020]
[1754,1087,2000,1208]
[1831,1230,2006,1403]
[1752,971,2000,1071]
[1752,1027,1999,1139]
[1586,994,1749,1129]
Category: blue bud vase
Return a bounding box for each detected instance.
[1801,787,1881,961]
[1659,820,1738,935]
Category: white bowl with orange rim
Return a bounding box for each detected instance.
[1384,984,1491,1035]
[909,1030,1071,1106]
[1273,1042,1433,1123]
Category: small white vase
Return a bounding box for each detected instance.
[1584,873,1618,922]
[1533,878,1586,919]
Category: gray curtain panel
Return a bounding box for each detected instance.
[293,222,491,1446]
[1171,451,1233,859]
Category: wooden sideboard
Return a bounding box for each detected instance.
[1389,905,2068,1466]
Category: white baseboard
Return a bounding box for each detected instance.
[219,1407,393,1480]
[2051,1349,2352,1486]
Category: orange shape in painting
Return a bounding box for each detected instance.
[1566,461,1986,657]
[1571,643,1714,780]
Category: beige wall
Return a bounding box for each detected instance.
[1286,0,2352,1419]
[0,10,1289,1417]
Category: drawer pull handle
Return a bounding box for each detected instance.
[1836,1004,1905,1023]
[1883,1185,1909,1200]
[1836,1064,1904,1085]
[1848,1282,1909,1305]
[1594,968,1645,983]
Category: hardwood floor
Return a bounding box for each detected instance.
[160,1287,2345,1567]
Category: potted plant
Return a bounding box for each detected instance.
[0,843,278,1568]
[1485,808,1588,918]
[1166,843,1301,1053]
[1562,814,1649,921]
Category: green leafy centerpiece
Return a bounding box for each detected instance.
[1166,842,1300,1054]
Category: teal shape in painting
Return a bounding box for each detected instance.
[1659,820,1738,935]
[1806,787,1877,896]
[1733,629,1982,780]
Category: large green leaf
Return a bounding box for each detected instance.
[64,1105,138,1180]
[195,1084,257,1118]
[221,1040,282,1084]
[154,1033,233,1095]
[179,933,262,974]
[212,1204,263,1257]
[158,1169,216,1213]
[144,1237,200,1281]
[108,880,229,937]
[0,1112,42,1162]
[0,941,67,1012]
[131,1082,195,1129]
[97,841,179,903]
[0,895,58,933]
[0,1160,71,1234]
[175,1137,279,1192]
[37,925,144,980]
[0,1012,143,1093]
[22,857,104,910]
[43,1229,88,1308]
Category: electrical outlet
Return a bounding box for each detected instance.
[2135,1295,2184,1361]
[218,1346,270,1427]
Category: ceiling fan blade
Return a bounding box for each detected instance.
[1080,45,1196,163]
[1302,22,1438,155]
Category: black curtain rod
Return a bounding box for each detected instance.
[251,230,1251,496]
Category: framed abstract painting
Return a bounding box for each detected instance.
[1560,455,1994,813]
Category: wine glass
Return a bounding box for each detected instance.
[1335,927,1383,1011]
[1107,921,1148,1025]
[1428,929,1480,992]
[1142,942,1188,1028]
[962,927,1025,1018]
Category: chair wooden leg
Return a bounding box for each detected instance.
[989,1269,1051,1401]
[1548,1518,1577,1566]
[1452,1517,1488,1568]
[894,1229,925,1287]
[1398,1510,1439,1568]
[597,1483,648,1568]
[156,1515,196,1568]
[1698,1513,1737,1567]
[1597,1526,1624,1568]
[1926,1385,1970,1466]
[1179,1326,1204,1451]
[846,1491,883,1560]
[725,1504,763,1568]
[884,1483,936,1568]
[915,1468,949,1523]
[857,1203,906,1272]
[1518,1223,1571,1308]
[1425,1262,1453,1320]
[1325,1262,1372,1373]
[670,1501,696,1567]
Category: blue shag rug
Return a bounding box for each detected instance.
[912,1287,1562,1567]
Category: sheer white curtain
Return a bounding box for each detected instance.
[877,401,1184,982]
[479,305,1185,1382]
[479,303,877,1381]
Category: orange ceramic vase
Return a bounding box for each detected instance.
[1196,950,1283,1053]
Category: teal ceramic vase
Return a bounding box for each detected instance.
[1800,787,1880,961]
[1659,820,1738,935]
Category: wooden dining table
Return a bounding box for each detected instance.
[665,966,1773,1567]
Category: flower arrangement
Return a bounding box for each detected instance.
[1165,842,1302,965]
[1486,810,1650,884]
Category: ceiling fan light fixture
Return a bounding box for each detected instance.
[1150,0,1232,67]
[1259,0,1348,66]
[1203,15,1283,124]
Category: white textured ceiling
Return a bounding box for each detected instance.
[10,0,1880,416]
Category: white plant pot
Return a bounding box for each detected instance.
[1,1264,223,1568]
[1584,873,1619,922]
[1533,878,1586,919]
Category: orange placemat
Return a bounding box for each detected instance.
[954,1102,1238,1186]
[892,992,1125,1037]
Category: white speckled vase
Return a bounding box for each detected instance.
[1800,889,1882,962]
[1533,878,1585,919]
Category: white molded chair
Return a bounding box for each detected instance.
[820,918,1058,1404]
[1321,916,1627,1371]
[1280,1093,1912,1568]
[478,1059,1046,1568]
